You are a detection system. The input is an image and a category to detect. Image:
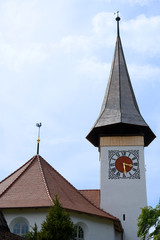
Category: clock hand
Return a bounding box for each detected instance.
[123,163,126,176]
[124,163,133,167]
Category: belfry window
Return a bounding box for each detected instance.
[75,225,84,240]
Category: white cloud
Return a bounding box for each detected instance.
[92,12,115,46]
[100,0,157,6]
[0,0,48,71]
[50,35,92,53]
[90,12,160,58]
[0,0,41,41]
[129,64,160,83]
[77,57,110,82]
[122,15,160,56]
[92,12,114,34]
[128,0,157,6]
[0,41,49,71]
[0,9,160,73]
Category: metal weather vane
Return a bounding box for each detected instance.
[36,122,42,155]
[114,11,121,37]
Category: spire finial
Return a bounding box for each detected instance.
[114,11,120,37]
[36,122,42,155]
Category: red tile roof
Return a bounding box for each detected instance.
[0,155,122,232]
[79,190,100,208]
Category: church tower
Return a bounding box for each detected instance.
[86,16,156,239]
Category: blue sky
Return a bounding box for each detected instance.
[0,0,159,208]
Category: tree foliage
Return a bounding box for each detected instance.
[25,223,39,240]
[39,195,76,240]
[137,201,160,240]
[25,195,76,240]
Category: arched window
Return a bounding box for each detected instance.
[10,217,29,237]
[13,221,28,236]
[75,225,84,240]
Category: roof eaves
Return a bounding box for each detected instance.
[66,208,123,232]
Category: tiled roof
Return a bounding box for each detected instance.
[0,155,122,232]
[79,190,100,208]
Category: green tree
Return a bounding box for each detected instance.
[137,201,160,240]
[25,223,40,240]
[39,195,76,240]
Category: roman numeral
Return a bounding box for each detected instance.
[132,168,137,172]
[115,152,120,158]
[111,168,116,173]
[133,162,138,166]
[116,172,120,177]
[110,163,115,166]
[121,151,126,156]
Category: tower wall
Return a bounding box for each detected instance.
[100,136,147,240]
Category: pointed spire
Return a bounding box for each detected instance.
[86,17,155,147]
[36,123,42,155]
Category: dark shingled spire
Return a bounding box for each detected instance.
[86,16,155,147]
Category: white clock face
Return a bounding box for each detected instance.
[109,150,140,179]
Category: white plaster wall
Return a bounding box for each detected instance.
[3,208,118,240]
[115,231,122,240]
[3,208,48,232]
[71,212,117,240]
[100,145,147,240]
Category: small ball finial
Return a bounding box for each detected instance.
[115,11,121,22]
[114,11,121,37]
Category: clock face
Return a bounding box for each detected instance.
[109,150,140,179]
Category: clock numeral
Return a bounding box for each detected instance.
[123,173,126,178]
[110,163,115,166]
[115,152,121,158]
[132,167,137,172]
[121,151,126,156]
[116,172,120,177]
[131,157,137,161]
[111,167,116,173]
[133,162,138,166]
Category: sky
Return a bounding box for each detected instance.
[0,0,159,208]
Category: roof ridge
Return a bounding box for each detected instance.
[102,36,119,114]
[37,155,53,205]
[0,155,36,197]
[39,156,86,199]
[0,155,35,184]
